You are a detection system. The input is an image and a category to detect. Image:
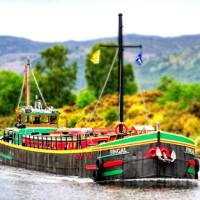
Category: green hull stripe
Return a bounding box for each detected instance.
[97,152,129,159]
[0,153,13,160]
[160,132,194,145]
[184,151,194,155]
[99,133,157,147]
[18,127,58,134]
[103,169,123,177]
[99,132,194,148]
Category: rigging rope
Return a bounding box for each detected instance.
[17,59,47,109]
[139,91,150,124]
[134,64,150,124]
[88,48,119,123]
[17,76,25,108]
[31,70,47,108]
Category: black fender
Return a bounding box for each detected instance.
[93,158,105,182]
[195,158,199,179]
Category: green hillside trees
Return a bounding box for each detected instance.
[85,42,137,97]
[0,70,23,115]
[35,45,77,107]
[158,76,200,109]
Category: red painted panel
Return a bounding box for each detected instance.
[103,160,123,168]
[85,164,97,170]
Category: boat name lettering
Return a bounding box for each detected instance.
[76,152,93,160]
[185,147,194,155]
[110,148,127,155]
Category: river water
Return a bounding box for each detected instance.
[0,165,200,200]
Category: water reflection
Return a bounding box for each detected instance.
[0,165,199,200]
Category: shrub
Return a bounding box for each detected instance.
[68,115,79,128]
[76,88,96,109]
[0,116,15,129]
[188,101,200,118]
[104,107,118,123]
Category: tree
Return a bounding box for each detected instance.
[85,42,137,97]
[0,70,23,116]
[158,80,200,109]
[35,45,77,107]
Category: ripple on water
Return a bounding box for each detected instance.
[0,165,200,200]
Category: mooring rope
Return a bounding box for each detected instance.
[88,48,119,124]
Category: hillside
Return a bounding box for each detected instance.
[58,91,200,140]
[135,45,200,89]
[0,34,200,89]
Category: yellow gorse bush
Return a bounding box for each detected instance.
[57,90,200,142]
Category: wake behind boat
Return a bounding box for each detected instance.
[0,14,199,186]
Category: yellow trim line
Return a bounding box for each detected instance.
[0,138,194,154]
[161,139,195,149]
[0,140,157,154]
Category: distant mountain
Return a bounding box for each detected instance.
[137,45,200,89]
[0,34,200,90]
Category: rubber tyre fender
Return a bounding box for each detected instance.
[195,158,199,179]
[96,158,104,169]
[195,158,199,172]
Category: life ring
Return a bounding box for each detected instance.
[114,122,128,134]
[131,126,138,135]
[159,147,171,158]
[144,147,157,158]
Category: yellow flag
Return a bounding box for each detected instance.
[90,49,100,64]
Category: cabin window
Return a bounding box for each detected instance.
[33,116,41,124]
[49,116,57,124]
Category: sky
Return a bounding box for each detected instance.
[0,0,199,42]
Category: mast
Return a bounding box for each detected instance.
[24,59,30,107]
[101,14,142,133]
[118,13,124,123]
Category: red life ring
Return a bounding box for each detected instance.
[159,147,171,158]
[131,126,138,135]
[114,122,128,134]
[144,147,157,158]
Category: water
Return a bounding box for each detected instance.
[0,165,200,200]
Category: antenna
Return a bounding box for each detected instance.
[25,57,30,107]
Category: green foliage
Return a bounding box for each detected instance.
[104,107,118,123]
[35,45,77,107]
[85,42,137,97]
[76,88,96,109]
[158,77,200,108]
[157,75,176,91]
[68,115,79,128]
[0,70,23,116]
[0,116,15,129]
